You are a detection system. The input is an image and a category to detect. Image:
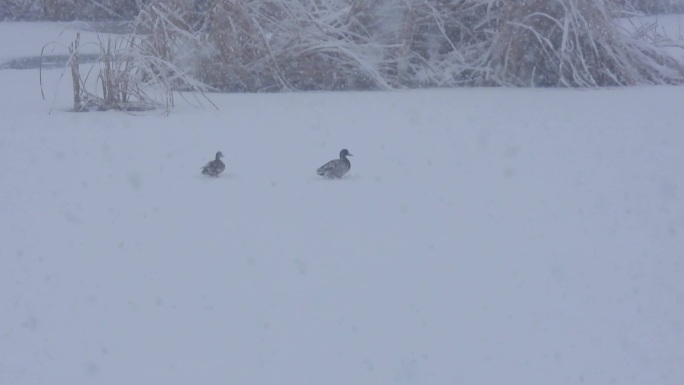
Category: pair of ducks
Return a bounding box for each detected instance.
[201,149,353,178]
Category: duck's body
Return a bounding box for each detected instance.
[201,151,225,177]
[317,149,352,178]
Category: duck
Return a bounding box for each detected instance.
[201,151,225,177]
[317,149,352,178]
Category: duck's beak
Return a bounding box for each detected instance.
[348,153,353,156]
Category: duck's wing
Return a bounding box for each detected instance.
[201,160,216,169]
[200,160,216,175]
[317,159,338,176]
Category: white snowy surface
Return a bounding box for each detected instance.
[619,13,684,60]
[0,22,117,63]
[622,13,684,40]
[2,23,684,385]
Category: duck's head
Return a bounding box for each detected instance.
[216,151,224,159]
[340,149,353,157]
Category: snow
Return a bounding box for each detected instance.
[0,22,118,63]
[623,13,684,40]
[1,23,684,385]
[619,13,684,61]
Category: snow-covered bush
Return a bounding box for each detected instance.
[1,0,144,21]
[193,0,393,91]
[159,0,684,90]
[40,0,684,102]
[42,0,142,20]
[482,0,684,86]
[42,3,214,112]
[619,0,684,14]
[0,0,43,20]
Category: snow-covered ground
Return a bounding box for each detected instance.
[0,22,119,64]
[620,13,684,61]
[1,22,684,385]
[622,13,684,40]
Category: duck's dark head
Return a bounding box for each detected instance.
[340,149,353,158]
[216,151,224,159]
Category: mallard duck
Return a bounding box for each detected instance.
[201,151,225,177]
[317,149,352,178]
